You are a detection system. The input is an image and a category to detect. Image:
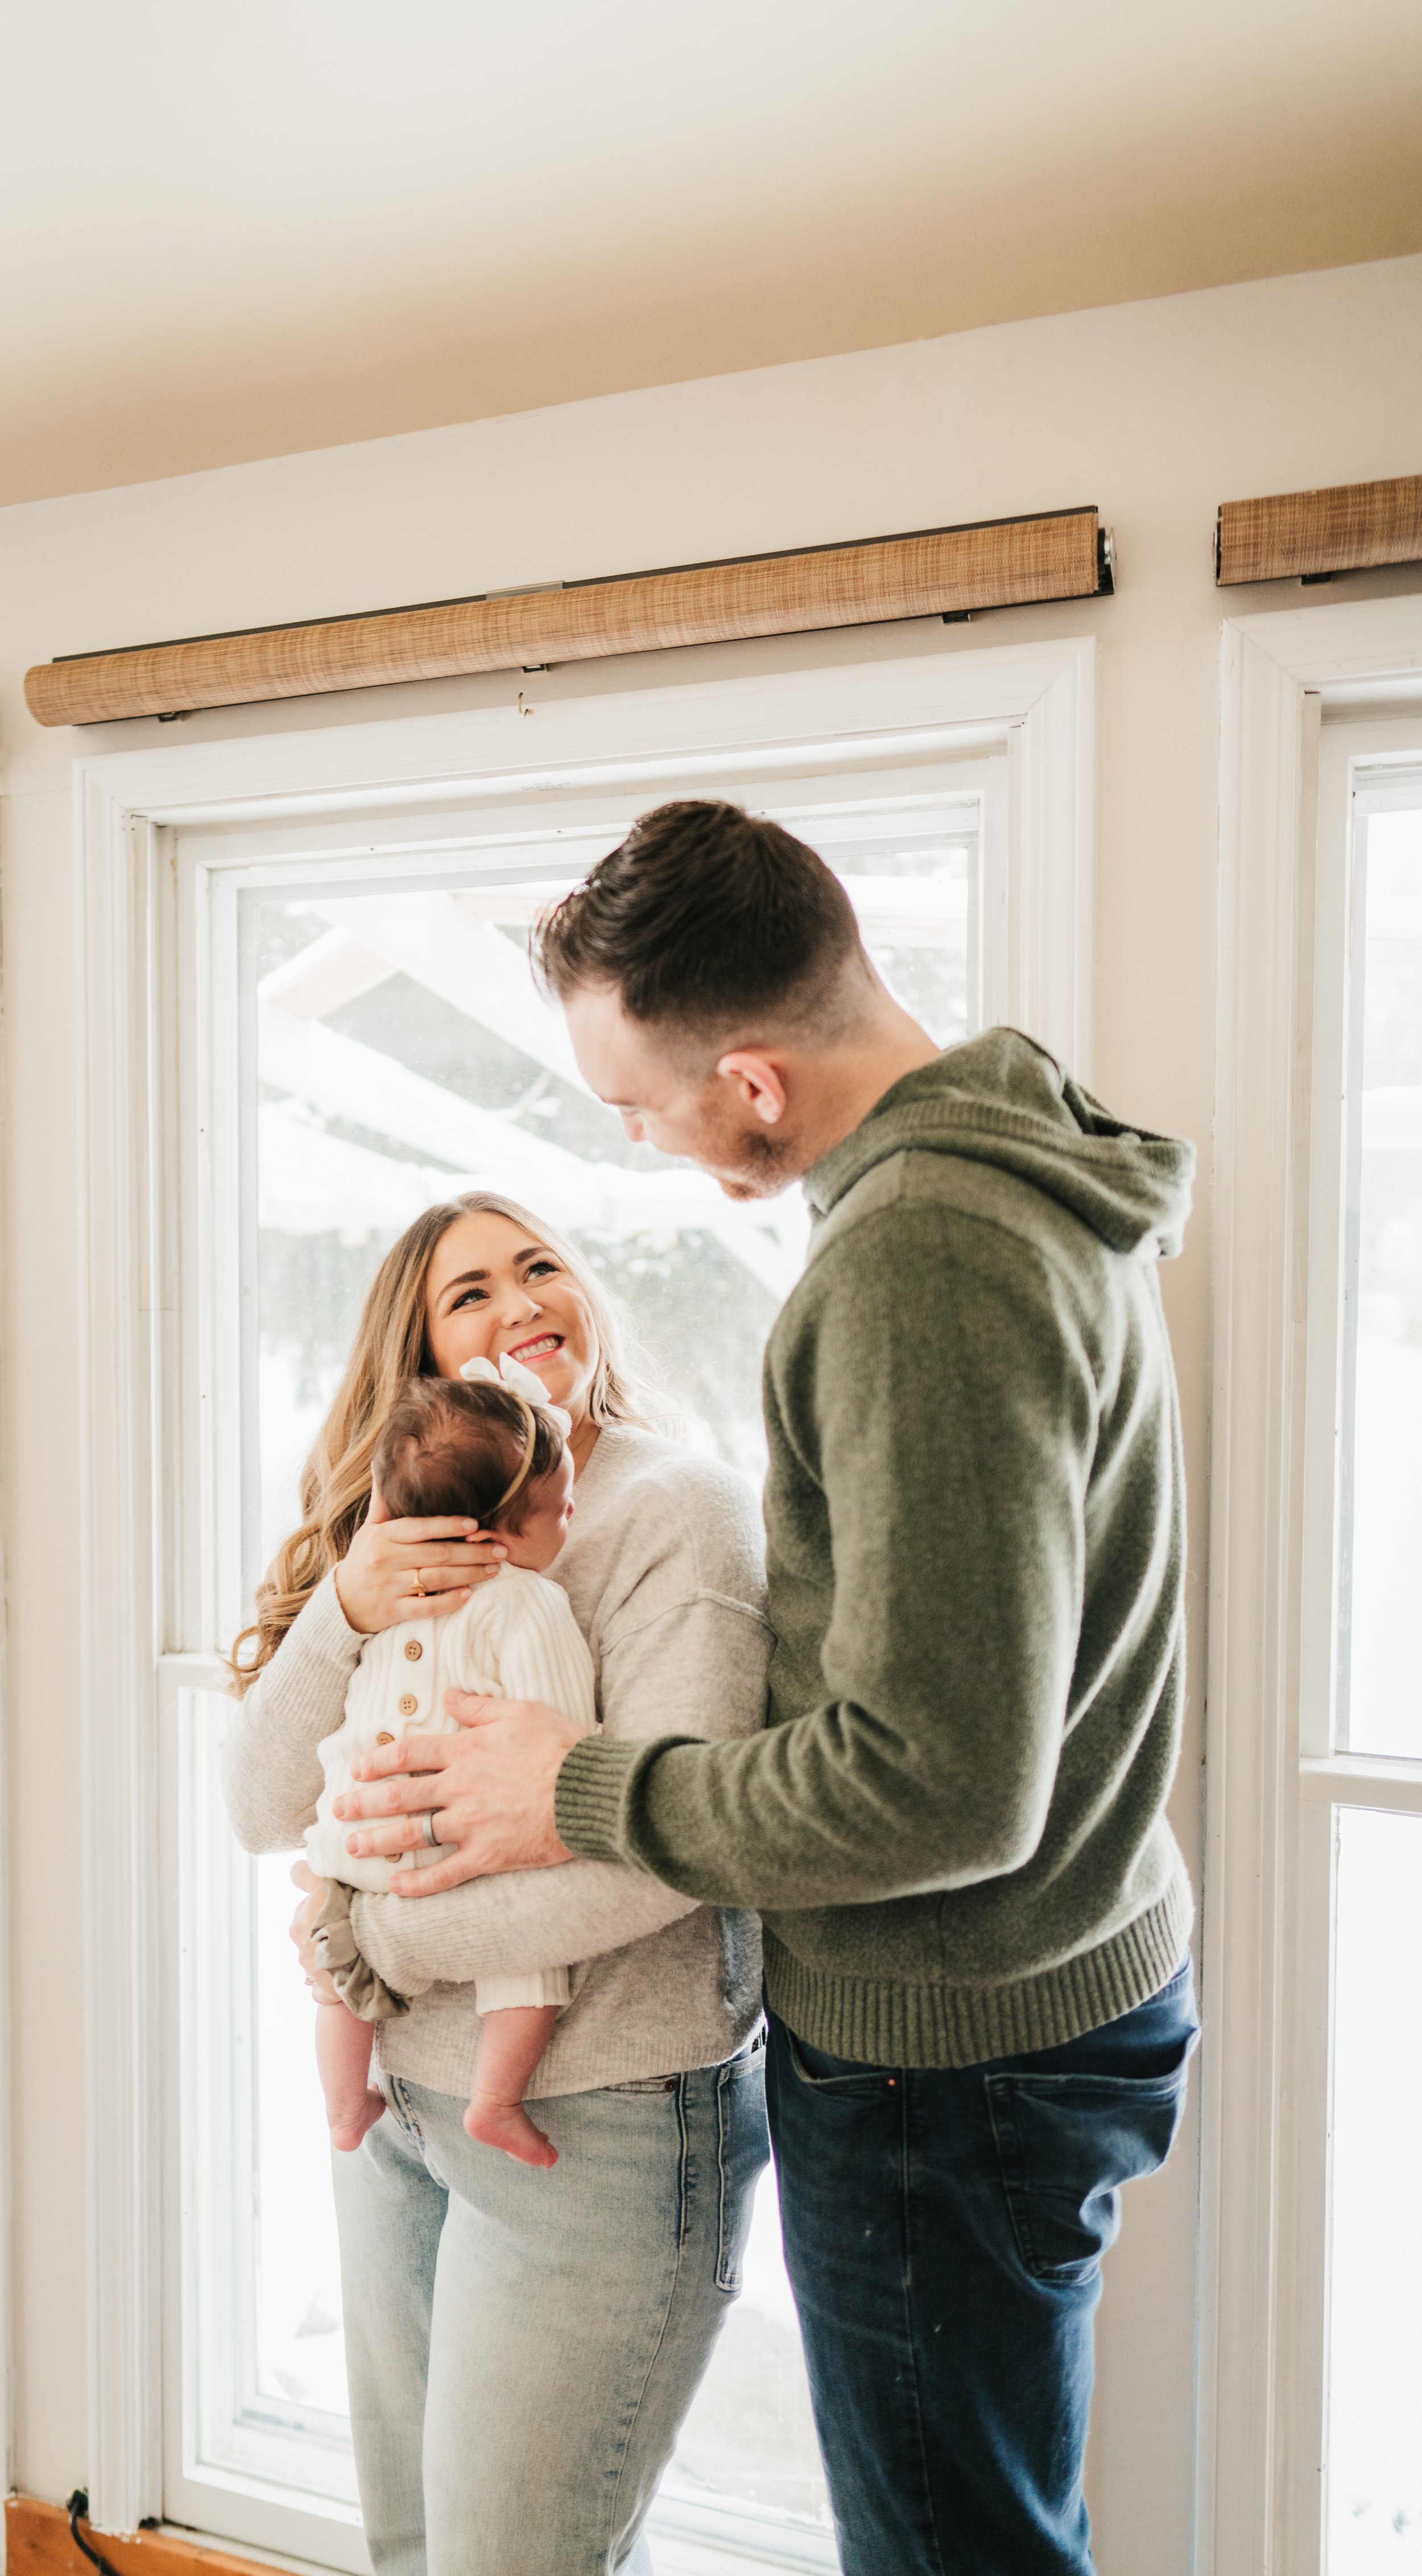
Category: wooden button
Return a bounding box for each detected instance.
[398,1693,418,1717]
[404,1640,423,1661]
[375,1732,395,1747]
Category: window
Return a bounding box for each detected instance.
[1305,761,1422,2571]
[1204,614,1422,2576]
[248,791,982,1569]
[174,765,992,2569]
[171,733,1024,2567]
[73,638,1094,2556]
[1336,786,1422,1761]
[1324,1807,1422,2569]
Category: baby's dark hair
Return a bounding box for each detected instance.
[372,1377,565,1531]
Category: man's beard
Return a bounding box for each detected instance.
[712,1126,799,1201]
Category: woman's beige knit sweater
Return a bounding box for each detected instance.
[221,1426,772,2100]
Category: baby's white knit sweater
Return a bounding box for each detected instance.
[306,1566,598,2014]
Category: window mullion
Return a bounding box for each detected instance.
[1299,1754,1422,1816]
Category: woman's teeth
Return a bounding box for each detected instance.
[511,1335,561,1361]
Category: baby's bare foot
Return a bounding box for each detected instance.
[328,2089,385,2153]
[464,2094,558,2168]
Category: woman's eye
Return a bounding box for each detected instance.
[452,1286,487,1310]
[525,1259,558,1280]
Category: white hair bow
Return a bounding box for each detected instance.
[460,1352,573,1440]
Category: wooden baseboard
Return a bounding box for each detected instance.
[6,2499,276,2576]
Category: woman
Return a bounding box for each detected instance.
[221,1192,772,2576]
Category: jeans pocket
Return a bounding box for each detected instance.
[787,2031,900,2102]
[378,2073,423,2142]
[716,2052,770,2293]
[985,2063,1191,2284]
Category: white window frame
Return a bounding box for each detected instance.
[1199,595,1422,2576]
[71,635,1096,2557]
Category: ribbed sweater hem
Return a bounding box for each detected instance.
[374,1998,762,2101]
[762,1870,1194,2068]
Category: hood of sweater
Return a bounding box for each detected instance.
[803,1026,1196,1260]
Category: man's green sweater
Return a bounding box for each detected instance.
[556,1029,1196,2066]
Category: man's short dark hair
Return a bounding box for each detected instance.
[533,800,866,1034]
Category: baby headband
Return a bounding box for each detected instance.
[458,1354,572,1513]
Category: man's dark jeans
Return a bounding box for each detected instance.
[766,1963,1199,2575]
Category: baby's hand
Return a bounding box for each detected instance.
[289,1858,341,2002]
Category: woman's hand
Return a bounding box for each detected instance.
[333,1479,506,1635]
[332,1693,580,1892]
[290,1858,341,2002]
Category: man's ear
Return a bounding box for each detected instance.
[716,1050,788,1127]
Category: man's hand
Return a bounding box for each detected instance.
[332,1693,581,1894]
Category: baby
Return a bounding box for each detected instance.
[305,1355,597,2169]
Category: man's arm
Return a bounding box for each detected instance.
[348,1588,768,1976]
[556,1204,1098,1911]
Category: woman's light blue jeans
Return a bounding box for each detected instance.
[331,2048,768,2576]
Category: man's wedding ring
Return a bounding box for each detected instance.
[422,1810,440,1848]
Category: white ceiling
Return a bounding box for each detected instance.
[3,0,1419,507]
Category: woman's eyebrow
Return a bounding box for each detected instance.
[438,1248,549,1299]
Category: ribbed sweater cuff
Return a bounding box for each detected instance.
[555,1734,643,1863]
[304,1567,368,1670]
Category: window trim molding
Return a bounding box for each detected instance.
[70,633,1096,2546]
[1199,594,1422,2576]
[76,779,166,2534]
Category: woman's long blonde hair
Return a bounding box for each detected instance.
[228,1190,646,1691]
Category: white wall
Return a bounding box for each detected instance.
[3,249,1420,2570]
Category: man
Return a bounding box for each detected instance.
[339,800,1198,2575]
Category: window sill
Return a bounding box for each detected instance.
[6,2498,838,2576]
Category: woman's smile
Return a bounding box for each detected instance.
[504,1330,565,1367]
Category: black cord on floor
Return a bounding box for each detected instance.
[65,2491,123,2576]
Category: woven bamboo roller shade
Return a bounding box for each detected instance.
[24,507,1104,727]
[1217,473,1422,586]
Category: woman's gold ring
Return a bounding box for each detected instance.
[412,1571,427,1598]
